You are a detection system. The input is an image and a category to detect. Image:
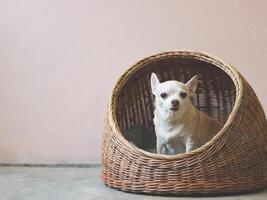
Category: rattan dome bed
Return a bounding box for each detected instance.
[102,51,267,195]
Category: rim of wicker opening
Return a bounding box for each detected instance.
[102,51,267,195]
[109,51,242,158]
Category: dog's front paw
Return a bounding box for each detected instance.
[156,141,168,154]
[185,139,197,152]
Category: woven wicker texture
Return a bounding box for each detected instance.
[102,51,267,195]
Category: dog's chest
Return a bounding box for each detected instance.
[155,122,193,143]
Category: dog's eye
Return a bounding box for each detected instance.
[180,92,187,98]
[160,93,167,99]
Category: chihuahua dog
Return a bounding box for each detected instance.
[151,73,222,155]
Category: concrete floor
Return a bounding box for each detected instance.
[0,166,266,200]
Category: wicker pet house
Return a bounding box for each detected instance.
[102,51,267,195]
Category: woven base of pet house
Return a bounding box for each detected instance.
[102,51,267,195]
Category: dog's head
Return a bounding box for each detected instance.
[150,73,198,119]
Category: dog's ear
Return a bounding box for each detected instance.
[186,75,198,95]
[150,73,160,95]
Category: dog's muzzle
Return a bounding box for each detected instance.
[170,100,179,111]
[170,107,179,112]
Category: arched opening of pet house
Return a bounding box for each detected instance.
[116,55,236,152]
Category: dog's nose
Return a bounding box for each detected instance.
[171,100,179,107]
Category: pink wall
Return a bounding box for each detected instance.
[0,0,266,164]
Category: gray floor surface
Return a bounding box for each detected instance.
[0,166,266,200]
